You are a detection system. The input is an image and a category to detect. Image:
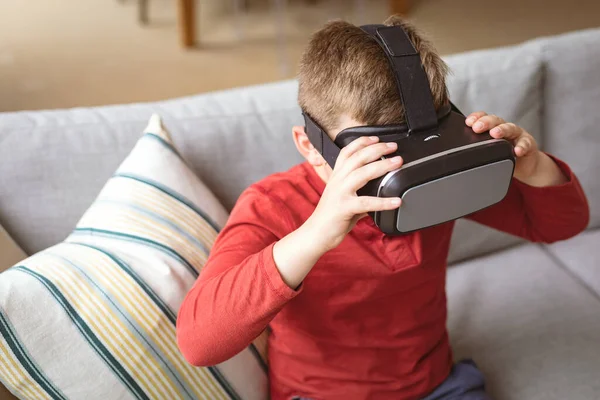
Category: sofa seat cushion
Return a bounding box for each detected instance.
[447,243,600,400]
[546,229,600,296]
[0,115,267,400]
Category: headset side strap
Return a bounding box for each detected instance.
[303,112,340,169]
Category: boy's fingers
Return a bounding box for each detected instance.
[465,111,487,126]
[337,136,379,164]
[352,196,401,214]
[348,156,403,190]
[514,135,536,157]
[488,123,537,156]
[342,142,398,174]
[471,114,505,133]
[489,122,523,140]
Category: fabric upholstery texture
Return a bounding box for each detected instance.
[443,41,544,264]
[0,115,267,400]
[546,229,600,297]
[541,29,600,230]
[447,244,600,400]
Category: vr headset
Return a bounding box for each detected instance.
[302,24,515,235]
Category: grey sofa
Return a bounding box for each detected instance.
[1,28,599,400]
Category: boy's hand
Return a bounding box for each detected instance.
[307,136,403,252]
[273,137,402,289]
[466,112,568,187]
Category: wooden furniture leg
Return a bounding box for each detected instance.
[178,0,196,48]
[139,0,149,24]
[389,0,411,15]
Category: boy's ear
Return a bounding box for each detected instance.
[292,125,326,167]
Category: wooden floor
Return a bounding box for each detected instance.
[0,0,598,112]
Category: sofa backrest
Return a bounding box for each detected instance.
[540,29,600,232]
[0,82,304,254]
[1,28,598,263]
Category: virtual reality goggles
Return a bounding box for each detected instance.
[303,24,515,235]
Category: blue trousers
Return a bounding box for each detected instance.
[421,360,491,400]
[292,359,491,400]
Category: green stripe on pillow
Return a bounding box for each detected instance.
[113,173,221,233]
[144,132,181,157]
[68,242,178,323]
[92,199,211,255]
[14,266,151,400]
[70,228,198,277]
[47,252,201,400]
[0,311,66,400]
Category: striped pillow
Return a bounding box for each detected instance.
[0,115,268,400]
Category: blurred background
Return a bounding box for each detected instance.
[1,0,599,112]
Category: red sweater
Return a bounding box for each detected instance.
[177,158,589,400]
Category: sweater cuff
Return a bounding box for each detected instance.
[260,243,303,301]
[512,154,577,194]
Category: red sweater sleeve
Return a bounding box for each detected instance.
[465,154,590,243]
[176,187,301,366]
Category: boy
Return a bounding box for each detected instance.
[177,16,590,400]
